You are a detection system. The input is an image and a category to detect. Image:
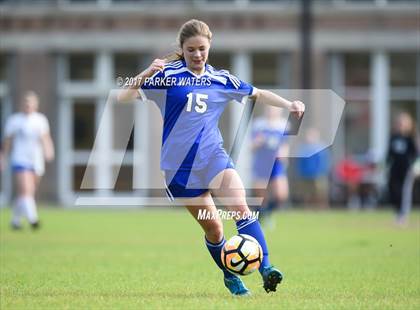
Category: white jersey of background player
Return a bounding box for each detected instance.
[1,91,54,229]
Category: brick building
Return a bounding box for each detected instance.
[0,0,419,205]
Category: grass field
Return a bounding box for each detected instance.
[0,207,419,309]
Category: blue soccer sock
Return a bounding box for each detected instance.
[257,199,272,220]
[236,218,271,273]
[267,198,279,213]
[205,236,236,279]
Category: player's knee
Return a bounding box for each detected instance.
[17,183,31,196]
[205,222,224,243]
[225,198,250,214]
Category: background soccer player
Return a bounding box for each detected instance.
[118,19,304,296]
[1,91,54,230]
[387,112,418,225]
[251,105,289,228]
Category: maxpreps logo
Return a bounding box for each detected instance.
[76,88,346,206]
[197,209,260,221]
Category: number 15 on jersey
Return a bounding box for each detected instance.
[186,92,208,113]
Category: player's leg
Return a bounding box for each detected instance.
[183,192,223,244]
[210,168,283,292]
[166,168,240,283]
[252,181,269,219]
[347,181,361,210]
[312,177,325,209]
[34,174,42,189]
[259,160,288,224]
[15,170,39,228]
[261,176,288,229]
[11,171,25,229]
[182,192,250,296]
[393,175,406,224]
[210,168,269,270]
[28,172,41,228]
[400,168,415,224]
[269,175,289,210]
[271,176,289,203]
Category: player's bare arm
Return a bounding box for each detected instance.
[117,58,166,103]
[251,88,305,119]
[41,133,55,162]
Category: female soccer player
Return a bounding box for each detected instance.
[1,91,54,230]
[387,112,418,225]
[251,106,289,227]
[118,19,304,296]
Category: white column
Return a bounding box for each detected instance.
[133,54,152,197]
[231,52,252,187]
[97,51,113,95]
[133,100,149,193]
[95,52,113,195]
[370,51,390,162]
[58,97,72,205]
[56,54,73,206]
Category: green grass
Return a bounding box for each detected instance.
[0,207,419,309]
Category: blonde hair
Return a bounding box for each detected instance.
[23,90,39,105]
[165,19,212,62]
[394,111,414,135]
[21,90,39,112]
[24,90,39,101]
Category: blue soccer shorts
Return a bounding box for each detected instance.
[164,148,235,199]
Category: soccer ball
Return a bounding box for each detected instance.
[221,234,262,276]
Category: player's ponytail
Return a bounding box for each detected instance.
[165,19,212,63]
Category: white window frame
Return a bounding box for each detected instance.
[57,51,149,206]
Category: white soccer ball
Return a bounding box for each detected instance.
[221,234,262,276]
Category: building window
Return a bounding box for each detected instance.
[252,52,280,87]
[344,53,370,87]
[113,165,133,192]
[0,99,3,143]
[340,53,372,155]
[344,100,370,154]
[0,54,7,82]
[68,53,95,81]
[391,100,416,119]
[390,53,417,87]
[72,99,95,150]
[113,53,141,80]
[73,165,94,192]
[208,52,231,71]
[112,103,135,151]
[60,51,147,198]
[390,52,418,133]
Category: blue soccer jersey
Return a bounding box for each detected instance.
[252,118,288,180]
[140,60,254,173]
